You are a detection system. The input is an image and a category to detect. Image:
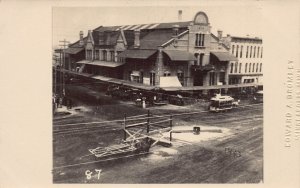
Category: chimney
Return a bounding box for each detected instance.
[79,31,84,46]
[178,10,182,21]
[217,30,223,40]
[134,29,140,48]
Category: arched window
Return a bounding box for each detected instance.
[245,63,248,73]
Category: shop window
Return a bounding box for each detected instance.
[245,63,248,73]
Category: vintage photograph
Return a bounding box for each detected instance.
[52,6,263,183]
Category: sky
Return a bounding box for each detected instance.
[52,4,263,48]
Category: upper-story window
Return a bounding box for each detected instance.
[252,63,255,72]
[261,47,263,58]
[240,45,243,58]
[256,63,259,72]
[232,45,235,55]
[246,46,249,58]
[257,47,260,58]
[234,62,238,73]
[249,63,252,72]
[236,45,239,58]
[254,46,256,58]
[250,46,252,58]
[245,63,248,73]
[103,50,107,61]
[230,63,234,73]
[195,33,205,47]
[110,51,115,62]
[86,50,93,60]
[260,63,262,72]
[239,63,242,73]
[94,50,99,60]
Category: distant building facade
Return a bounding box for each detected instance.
[220,34,263,84]
[61,11,262,91]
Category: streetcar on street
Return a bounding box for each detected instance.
[209,94,239,112]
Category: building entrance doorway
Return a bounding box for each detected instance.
[193,71,203,86]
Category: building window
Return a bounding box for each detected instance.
[164,71,171,77]
[249,63,252,72]
[257,47,260,58]
[94,50,99,60]
[232,45,235,54]
[240,45,243,58]
[260,63,262,72]
[245,63,248,73]
[103,50,107,61]
[110,51,115,62]
[239,63,242,73]
[261,47,263,58]
[230,63,234,73]
[256,63,259,72]
[236,45,239,57]
[234,62,238,73]
[86,50,93,60]
[252,63,255,72]
[246,46,249,58]
[254,46,256,58]
[177,71,184,86]
[195,33,205,47]
[150,72,155,86]
[250,46,252,58]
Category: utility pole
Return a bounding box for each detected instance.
[59,39,70,99]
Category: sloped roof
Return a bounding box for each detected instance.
[210,51,238,61]
[118,49,157,59]
[163,50,195,61]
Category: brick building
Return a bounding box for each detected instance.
[61,11,261,91]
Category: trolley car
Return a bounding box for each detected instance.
[209,94,238,112]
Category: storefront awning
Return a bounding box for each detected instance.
[117,50,157,59]
[64,47,84,54]
[76,60,91,64]
[210,51,238,61]
[160,76,182,87]
[163,50,195,61]
[76,60,125,68]
[87,61,125,68]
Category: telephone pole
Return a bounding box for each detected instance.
[59,39,70,98]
